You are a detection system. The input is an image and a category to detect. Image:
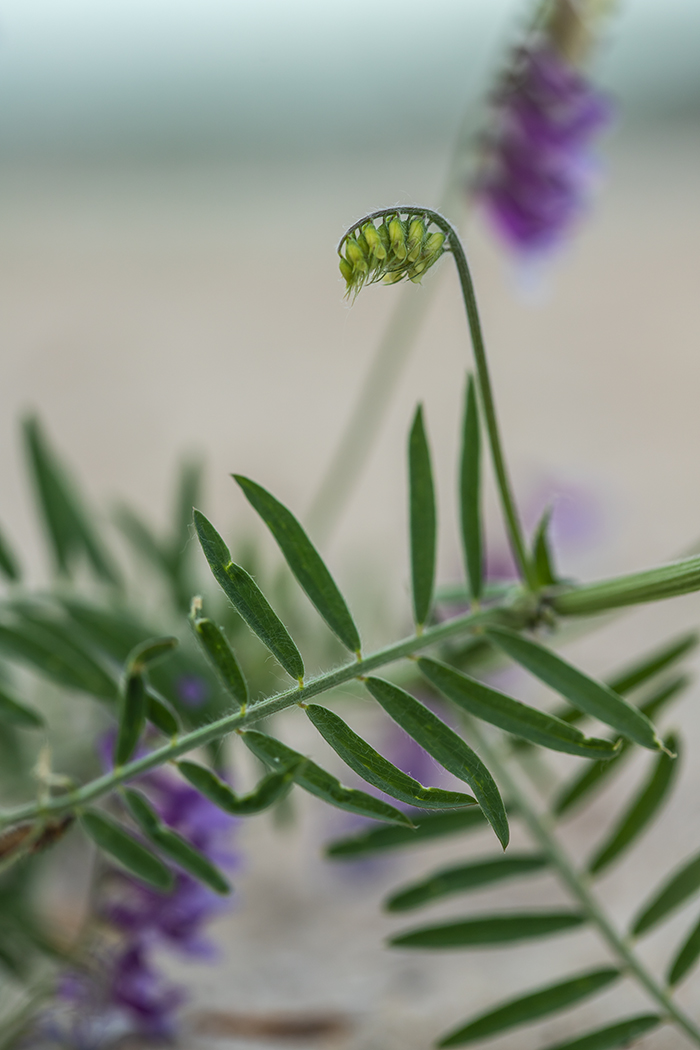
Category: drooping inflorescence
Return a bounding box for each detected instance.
[338,212,447,299]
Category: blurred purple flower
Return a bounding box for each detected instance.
[175,674,209,709]
[35,755,239,1048]
[478,41,612,255]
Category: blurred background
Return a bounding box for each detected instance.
[1,1,700,1047]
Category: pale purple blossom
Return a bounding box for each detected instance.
[478,42,612,254]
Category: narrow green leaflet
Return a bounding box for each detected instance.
[437,968,620,1047]
[115,506,170,575]
[127,637,178,672]
[385,855,547,912]
[419,658,619,760]
[607,632,698,695]
[23,416,120,585]
[178,760,295,816]
[305,704,476,810]
[0,525,20,582]
[485,627,662,751]
[632,849,700,936]
[532,507,557,587]
[408,406,437,627]
[234,476,361,654]
[0,686,44,729]
[588,734,679,875]
[537,1015,661,1050]
[190,606,248,709]
[81,810,173,891]
[124,789,230,895]
[114,671,147,766]
[554,677,688,817]
[389,912,585,949]
[242,729,412,826]
[459,375,482,602]
[0,622,117,701]
[326,809,487,859]
[553,632,696,727]
[668,913,700,986]
[146,689,180,737]
[365,676,509,848]
[194,510,304,681]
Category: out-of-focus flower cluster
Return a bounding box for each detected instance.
[477,31,612,256]
[339,214,446,299]
[33,763,239,1049]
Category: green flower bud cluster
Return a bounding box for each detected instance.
[339,214,447,299]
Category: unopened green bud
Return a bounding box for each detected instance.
[362,222,386,265]
[387,217,407,262]
[345,237,368,274]
[423,231,446,258]
[382,269,404,285]
[339,257,353,285]
[406,217,427,262]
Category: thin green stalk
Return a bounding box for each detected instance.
[338,206,536,591]
[0,599,535,832]
[473,724,700,1046]
[443,221,537,590]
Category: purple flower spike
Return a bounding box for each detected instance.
[478,42,612,255]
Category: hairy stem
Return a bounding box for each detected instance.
[0,601,533,831]
[473,725,700,1045]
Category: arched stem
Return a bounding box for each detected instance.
[339,206,536,591]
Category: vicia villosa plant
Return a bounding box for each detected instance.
[1,199,700,1048]
[1,3,697,1049]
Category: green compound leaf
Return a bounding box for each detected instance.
[668,913,700,986]
[242,729,412,826]
[389,912,585,949]
[127,636,178,672]
[0,525,21,582]
[408,406,437,628]
[305,703,476,810]
[365,676,508,849]
[146,689,180,737]
[385,854,547,913]
[23,416,120,585]
[124,789,230,895]
[588,734,680,876]
[178,760,295,816]
[194,510,304,682]
[554,677,688,817]
[485,627,662,751]
[459,375,483,602]
[234,476,361,654]
[419,657,619,760]
[532,507,558,587]
[437,968,620,1047]
[190,605,248,709]
[0,621,117,701]
[114,670,148,766]
[632,848,700,936]
[81,810,173,891]
[537,1015,660,1050]
[326,809,487,859]
[0,686,44,729]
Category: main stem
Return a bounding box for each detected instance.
[474,726,700,1046]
